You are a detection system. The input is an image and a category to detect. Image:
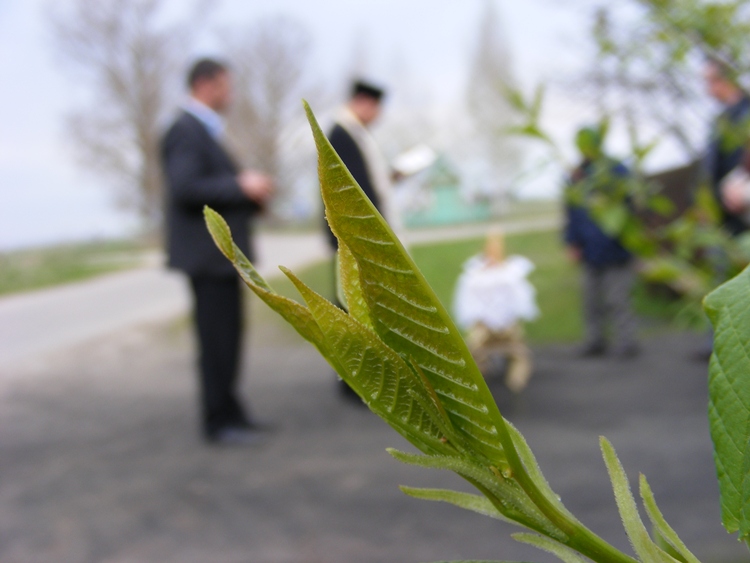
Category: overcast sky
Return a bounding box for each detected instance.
[0,0,595,250]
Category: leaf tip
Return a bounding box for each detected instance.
[203,206,235,261]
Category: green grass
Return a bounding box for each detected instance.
[409,230,583,344]
[262,228,688,345]
[0,239,153,296]
[262,229,585,345]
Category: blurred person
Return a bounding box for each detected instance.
[703,57,750,236]
[720,146,750,221]
[692,59,750,361]
[324,79,397,248]
[453,230,539,393]
[564,126,639,359]
[324,79,396,402]
[161,58,274,445]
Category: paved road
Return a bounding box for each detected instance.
[0,322,743,562]
[0,231,330,371]
[0,215,746,562]
[0,217,558,371]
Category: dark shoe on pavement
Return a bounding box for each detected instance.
[576,341,606,358]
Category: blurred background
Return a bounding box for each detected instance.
[1,0,708,252]
[1,1,747,562]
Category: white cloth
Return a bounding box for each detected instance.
[453,255,539,331]
[334,107,400,232]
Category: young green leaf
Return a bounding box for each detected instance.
[204,207,324,345]
[529,84,545,123]
[704,265,750,539]
[303,101,509,465]
[639,475,700,563]
[337,241,372,328]
[281,266,458,457]
[399,487,516,524]
[206,206,452,457]
[600,437,677,563]
[204,206,236,262]
[388,449,565,540]
[512,533,588,563]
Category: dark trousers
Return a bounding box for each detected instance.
[189,276,249,438]
[582,263,637,350]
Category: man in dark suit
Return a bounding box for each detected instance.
[161,58,273,445]
[325,80,392,250]
[703,57,750,236]
[325,80,393,402]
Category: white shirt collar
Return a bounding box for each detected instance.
[183,97,225,139]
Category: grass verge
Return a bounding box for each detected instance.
[261,228,687,345]
[0,239,153,296]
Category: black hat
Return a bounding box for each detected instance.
[351,79,386,101]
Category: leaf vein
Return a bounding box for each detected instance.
[373,301,450,334]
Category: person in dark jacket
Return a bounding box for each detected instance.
[703,58,750,236]
[324,79,394,249]
[564,126,639,359]
[325,79,394,401]
[161,58,274,444]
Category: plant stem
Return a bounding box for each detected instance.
[495,418,638,563]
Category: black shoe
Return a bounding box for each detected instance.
[206,425,271,446]
[577,341,606,358]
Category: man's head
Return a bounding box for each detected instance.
[188,58,232,113]
[347,80,386,126]
[704,58,743,106]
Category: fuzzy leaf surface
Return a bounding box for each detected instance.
[639,475,700,563]
[704,265,750,539]
[206,206,457,457]
[338,241,372,328]
[282,267,456,457]
[600,438,677,563]
[512,533,588,563]
[399,486,515,524]
[304,101,507,464]
[204,208,324,345]
[388,449,564,540]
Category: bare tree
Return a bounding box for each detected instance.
[574,4,709,163]
[465,0,523,214]
[48,0,209,232]
[223,16,319,220]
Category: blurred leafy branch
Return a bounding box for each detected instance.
[505,0,750,326]
[204,101,750,562]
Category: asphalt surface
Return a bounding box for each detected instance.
[1,217,746,563]
[1,307,746,562]
[0,217,558,370]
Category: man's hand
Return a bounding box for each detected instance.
[722,179,749,214]
[238,170,274,204]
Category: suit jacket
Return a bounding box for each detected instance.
[705,95,750,235]
[161,111,259,277]
[563,159,632,268]
[325,123,382,249]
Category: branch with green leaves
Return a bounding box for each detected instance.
[505,80,750,326]
[199,102,749,562]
